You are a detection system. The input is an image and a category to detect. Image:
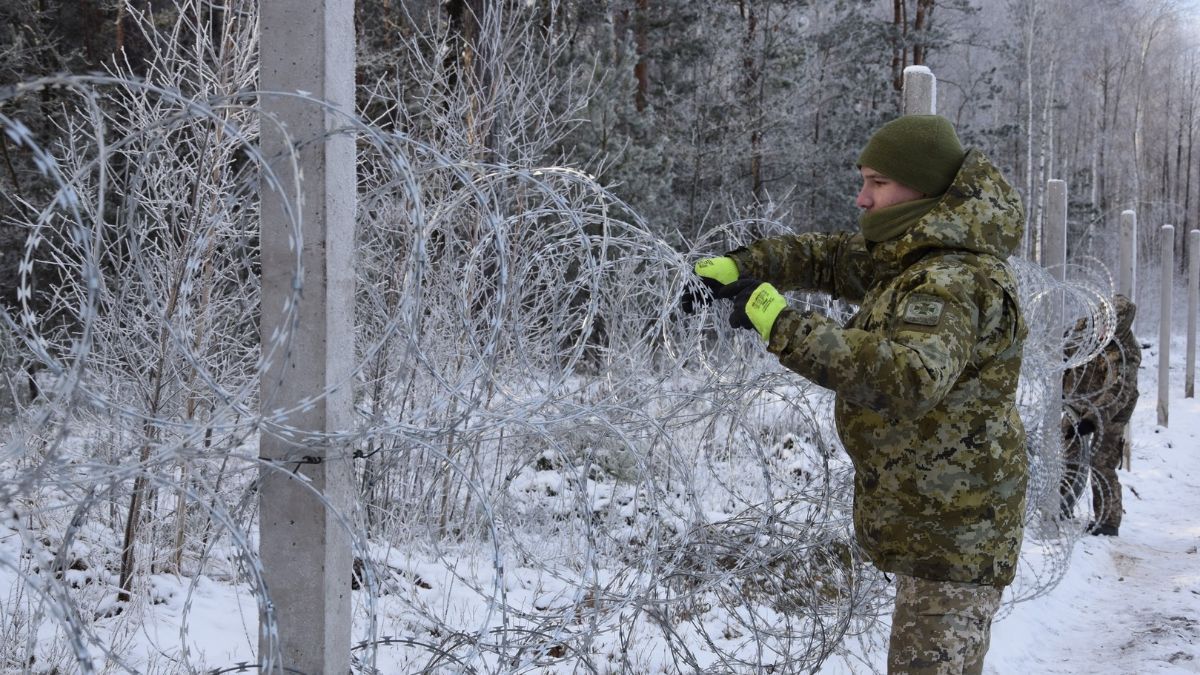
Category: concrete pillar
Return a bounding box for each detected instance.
[258,1,355,673]
[902,66,937,115]
[1044,180,1068,450]
[1159,225,1174,427]
[1188,230,1198,398]
[1118,210,1138,468]
[1185,229,1195,396]
[1119,210,1137,300]
[1044,180,1068,283]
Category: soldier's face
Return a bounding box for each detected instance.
[856,167,925,213]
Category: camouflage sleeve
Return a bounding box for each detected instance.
[1101,328,1141,417]
[1116,327,1141,411]
[765,262,982,419]
[1117,325,1141,372]
[1062,360,1098,421]
[726,232,876,303]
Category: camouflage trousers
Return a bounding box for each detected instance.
[1061,406,1133,529]
[888,575,1003,675]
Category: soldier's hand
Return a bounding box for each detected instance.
[681,256,740,314]
[716,279,787,341]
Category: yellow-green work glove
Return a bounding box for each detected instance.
[694,256,739,286]
[682,256,741,314]
[717,279,788,341]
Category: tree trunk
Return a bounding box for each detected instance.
[1023,12,1036,258]
[634,0,649,112]
[1096,47,1109,217]
[741,0,763,202]
[912,0,935,66]
[118,437,154,601]
[1185,58,1196,248]
[1162,63,1174,221]
[444,0,496,157]
[891,0,907,93]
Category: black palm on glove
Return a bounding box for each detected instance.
[681,256,740,314]
[716,279,760,331]
[715,279,788,341]
[681,276,726,314]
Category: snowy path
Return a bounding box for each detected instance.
[990,362,1200,674]
[820,352,1200,674]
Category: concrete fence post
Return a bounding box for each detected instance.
[1118,210,1138,467]
[1159,225,1174,427]
[1187,230,1199,398]
[1119,210,1137,300]
[1044,180,1068,446]
[258,0,356,672]
[1044,181,1068,283]
[902,66,937,115]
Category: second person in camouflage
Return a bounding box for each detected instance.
[699,115,1027,674]
[1060,294,1141,536]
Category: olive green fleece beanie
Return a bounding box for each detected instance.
[857,115,966,196]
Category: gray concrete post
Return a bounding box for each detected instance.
[1159,225,1174,427]
[1044,180,1068,449]
[1044,180,1068,283]
[258,1,355,672]
[1119,210,1137,300]
[1118,210,1138,467]
[1188,230,1199,398]
[902,66,937,115]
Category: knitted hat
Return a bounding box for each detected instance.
[857,115,966,196]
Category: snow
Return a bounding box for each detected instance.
[186,345,1200,673]
[823,335,1200,673]
[985,341,1200,674]
[6,339,1200,672]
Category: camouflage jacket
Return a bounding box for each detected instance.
[1064,295,1141,427]
[729,150,1028,587]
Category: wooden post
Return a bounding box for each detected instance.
[1159,225,1174,427]
[259,1,355,672]
[1045,179,1068,452]
[1188,230,1199,398]
[902,65,937,115]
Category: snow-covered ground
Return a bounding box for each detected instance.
[137,347,1200,673]
[985,341,1200,675]
[6,337,1199,673]
[822,337,1200,674]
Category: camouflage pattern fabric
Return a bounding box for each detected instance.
[1061,296,1140,528]
[1062,421,1127,529]
[1063,295,1141,429]
[888,574,1003,675]
[1086,423,1125,529]
[1058,418,1092,518]
[728,150,1028,587]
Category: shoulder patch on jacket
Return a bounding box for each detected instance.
[902,293,945,327]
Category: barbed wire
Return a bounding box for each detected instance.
[0,43,1130,675]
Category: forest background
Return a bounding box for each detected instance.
[3,0,1200,294]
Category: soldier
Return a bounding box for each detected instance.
[692,115,1027,674]
[1060,294,1140,536]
